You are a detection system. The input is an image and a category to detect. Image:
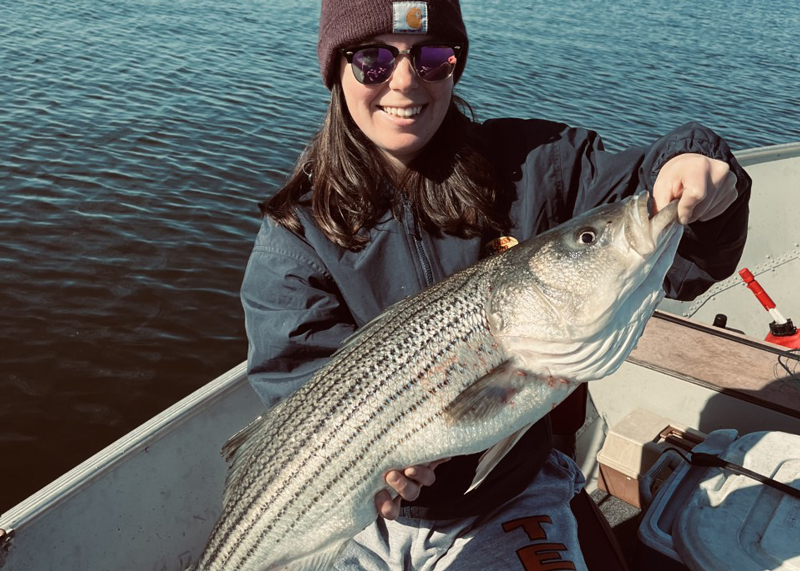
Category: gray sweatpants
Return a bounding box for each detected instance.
[333,450,588,571]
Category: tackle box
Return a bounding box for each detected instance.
[596,408,704,508]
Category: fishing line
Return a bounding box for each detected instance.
[774,347,800,382]
[663,446,800,500]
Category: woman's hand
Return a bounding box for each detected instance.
[652,153,738,225]
[374,459,450,520]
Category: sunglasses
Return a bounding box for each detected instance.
[341,43,462,85]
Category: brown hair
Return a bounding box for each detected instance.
[262,83,510,251]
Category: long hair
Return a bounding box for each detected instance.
[263,82,510,251]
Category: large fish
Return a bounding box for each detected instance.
[194,191,682,571]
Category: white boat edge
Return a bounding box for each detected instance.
[733,140,800,166]
[0,362,249,530]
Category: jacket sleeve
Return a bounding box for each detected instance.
[559,122,751,301]
[240,216,356,409]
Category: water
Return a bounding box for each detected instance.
[1,0,798,513]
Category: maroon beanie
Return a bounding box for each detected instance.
[317,0,469,89]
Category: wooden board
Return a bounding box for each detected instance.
[629,311,800,419]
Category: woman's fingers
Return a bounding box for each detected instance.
[387,469,423,501]
[376,459,451,520]
[652,154,738,225]
[695,169,738,222]
[402,464,436,487]
[374,488,401,519]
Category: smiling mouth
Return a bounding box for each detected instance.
[380,105,425,118]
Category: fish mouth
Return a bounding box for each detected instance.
[626,192,681,257]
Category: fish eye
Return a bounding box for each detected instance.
[577,228,597,245]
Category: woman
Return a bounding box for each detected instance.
[241,0,750,568]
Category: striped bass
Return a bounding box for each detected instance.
[195,191,683,571]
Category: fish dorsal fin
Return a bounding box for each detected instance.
[277,538,348,571]
[443,360,528,424]
[466,424,534,494]
[221,414,269,504]
[222,414,267,462]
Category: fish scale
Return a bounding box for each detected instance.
[194,193,683,571]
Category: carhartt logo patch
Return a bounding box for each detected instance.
[393,2,428,33]
[484,236,519,256]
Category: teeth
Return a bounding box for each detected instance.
[382,106,423,118]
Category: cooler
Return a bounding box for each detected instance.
[636,429,800,571]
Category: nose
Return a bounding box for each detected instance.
[388,53,418,91]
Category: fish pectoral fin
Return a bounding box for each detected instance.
[443,360,525,424]
[466,424,534,494]
[276,539,349,571]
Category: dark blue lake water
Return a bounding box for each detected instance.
[1,0,799,512]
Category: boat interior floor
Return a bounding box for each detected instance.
[589,489,642,569]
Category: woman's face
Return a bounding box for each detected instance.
[339,34,455,169]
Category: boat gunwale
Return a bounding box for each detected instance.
[734,141,800,166]
[0,361,249,531]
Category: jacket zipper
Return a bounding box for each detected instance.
[414,225,434,288]
[402,195,434,288]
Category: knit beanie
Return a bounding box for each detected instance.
[318,0,469,89]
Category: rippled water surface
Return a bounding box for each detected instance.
[1,0,799,512]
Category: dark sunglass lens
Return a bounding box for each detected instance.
[352,47,395,84]
[415,45,457,81]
